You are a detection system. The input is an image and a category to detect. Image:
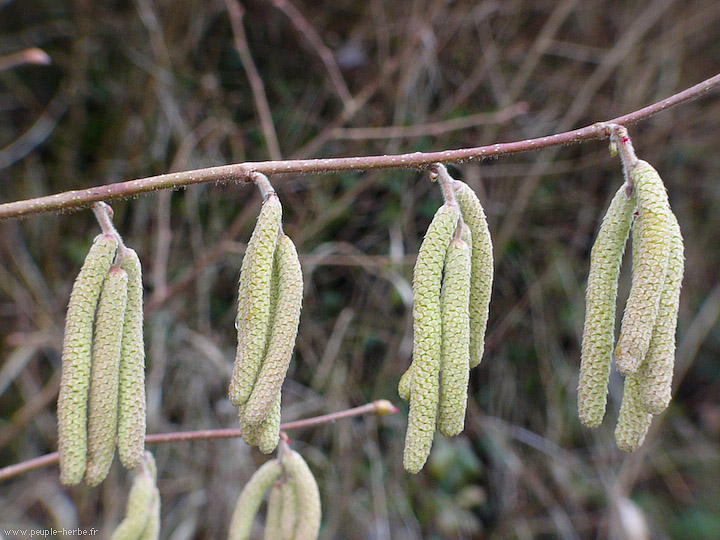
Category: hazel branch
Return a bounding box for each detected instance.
[1,71,720,221]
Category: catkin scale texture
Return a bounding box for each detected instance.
[638,213,684,414]
[282,450,321,540]
[230,196,282,407]
[453,181,493,369]
[257,392,282,454]
[243,233,303,428]
[84,267,129,487]
[58,234,118,485]
[615,161,672,375]
[228,459,282,540]
[117,248,147,469]
[403,204,459,473]
[578,185,636,428]
[615,371,653,452]
[438,232,472,437]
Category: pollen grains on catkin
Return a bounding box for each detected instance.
[228,459,283,540]
[58,233,118,486]
[281,449,321,540]
[615,160,672,376]
[578,183,636,428]
[230,195,282,407]
[84,266,129,487]
[402,203,460,473]
[452,180,494,369]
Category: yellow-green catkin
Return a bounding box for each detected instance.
[264,483,283,540]
[398,203,459,402]
[84,266,129,487]
[578,184,636,428]
[117,248,146,470]
[110,453,157,540]
[638,213,684,415]
[615,371,653,452]
[438,226,472,437]
[453,181,493,369]
[230,196,282,407]
[282,450,321,540]
[615,161,672,375]
[257,392,282,454]
[243,233,303,428]
[228,459,283,540]
[403,204,460,472]
[58,234,118,486]
[280,480,298,540]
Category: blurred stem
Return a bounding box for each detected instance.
[2,70,720,221]
[0,400,398,483]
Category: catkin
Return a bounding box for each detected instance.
[228,459,283,540]
[257,392,282,455]
[117,248,147,470]
[230,196,282,407]
[637,213,684,415]
[453,181,494,369]
[58,234,118,486]
[615,161,672,375]
[264,483,283,540]
[110,454,157,540]
[403,204,459,473]
[243,233,303,428]
[615,371,653,452]
[280,480,298,540]
[578,184,636,428]
[138,487,161,540]
[438,227,472,437]
[84,266,129,487]
[282,450,321,540]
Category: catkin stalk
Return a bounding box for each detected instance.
[453,181,494,369]
[228,459,283,540]
[281,450,321,540]
[230,196,282,407]
[58,234,118,486]
[117,248,147,469]
[615,161,672,375]
[84,266,129,487]
[438,229,472,437]
[403,204,459,473]
[615,372,653,452]
[578,184,636,428]
[637,213,684,414]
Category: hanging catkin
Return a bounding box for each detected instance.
[264,483,283,540]
[615,160,672,375]
[230,195,282,407]
[637,213,684,414]
[437,225,472,437]
[58,233,118,486]
[280,479,298,540]
[281,449,321,540]
[228,459,283,540]
[615,371,653,451]
[453,180,494,369]
[117,247,147,470]
[110,452,159,540]
[402,203,459,473]
[84,266,129,487]
[578,184,636,428]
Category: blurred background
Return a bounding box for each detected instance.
[1,0,720,538]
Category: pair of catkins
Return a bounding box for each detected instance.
[110,451,160,540]
[399,164,493,473]
[579,131,684,451]
[230,173,303,454]
[228,441,321,540]
[58,202,146,486]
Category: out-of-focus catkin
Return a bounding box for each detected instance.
[264,483,283,540]
[110,452,158,540]
[84,266,128,487]
[281,450,321,540]
[578,184,636,428]
[228,459,282,540]
[615,161,672,375]
[58,234,118,486]
[117,248,146,470]
[453,181,493,369]
[280,480,298,540]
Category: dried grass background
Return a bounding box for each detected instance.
[1,0,720,538]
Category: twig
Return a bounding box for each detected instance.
[0,48,51,72]
[1,71,720,222]
[0,399,398,483]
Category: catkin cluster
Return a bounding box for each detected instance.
[230,174,303,454]
[110,451,161,540]
[578,158,684,451]
[57,214,147,486]
[399,165,493,473]
[228,445,321,540]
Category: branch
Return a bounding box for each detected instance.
[1,71,719,221]
[0,399,398,483]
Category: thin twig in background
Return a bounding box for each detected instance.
[1,70,719,221]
